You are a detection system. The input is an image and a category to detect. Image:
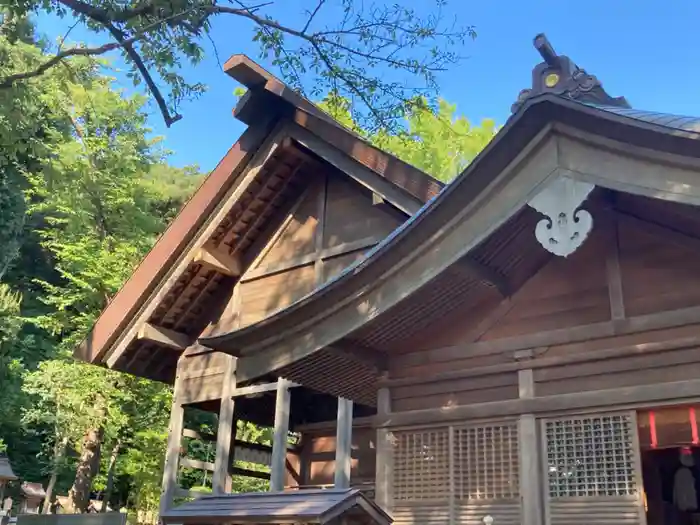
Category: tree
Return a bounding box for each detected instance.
[320,93,497,182]
[0,1,474,130]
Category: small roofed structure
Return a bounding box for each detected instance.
[0,458,17,502]
[161,489,391,525]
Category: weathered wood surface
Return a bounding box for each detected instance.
[16,514,126,525]
[161,487,391,525]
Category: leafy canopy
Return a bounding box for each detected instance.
[0,1,474,131]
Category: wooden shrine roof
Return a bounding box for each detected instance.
[76,36,700,408]
[200,37,700,402]
[160,488,391,525]
[75,55,440,383]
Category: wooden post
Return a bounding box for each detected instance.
[159,362,185,517]
[517,366,543,525]
[334,397,353,488]
[270,378,292,492]
[212,356,237,495]
[375,384,392,512]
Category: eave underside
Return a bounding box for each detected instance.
[245,188,700,404]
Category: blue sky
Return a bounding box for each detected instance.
[36,1,700,172]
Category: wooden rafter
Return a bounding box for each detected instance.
[329,341,388,372]
[455,257,513,297]
[137,322,192,351]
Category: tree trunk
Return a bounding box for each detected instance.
[68,427,104,513]
[43,436,69,514]
[100,440,121,513]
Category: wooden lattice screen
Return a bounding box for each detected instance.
[543,412,645,525]
[391,422,520,525]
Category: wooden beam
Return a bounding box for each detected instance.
[519,414,543,525]
[616,209,700,255]
[393,304,700,370]
[456,257,512,297]
[270,377,292,491]
[384,335,700,389]
[287,124,422,216]
[159,363,185,515]
[212,356,237,494]
[606,212,625,321]
[231,467,271,480]
[232,381,299,398]
[315,178,327,286]
[377,377,700,428]
[334,397,353,488]
[180,457,214,471]
[182,429,215,442]
[137,322,192,351]
[240,235,383,283]
[173,488,208,500]
[193,244,242,277]
[329,342,387,372]
[374,383,392,512]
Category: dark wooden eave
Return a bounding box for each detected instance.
[201,94,700,393]
[74,54,444,383]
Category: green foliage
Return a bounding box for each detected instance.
[1,0,473,130]
[0,26,202,514]
[0,14,496,515]
[320,93,497,182]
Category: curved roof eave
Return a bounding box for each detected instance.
[199,94,700,355]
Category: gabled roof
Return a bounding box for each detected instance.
[199,36,700,397]
[0,457,16,481]
[160,488,391,525]
[75,55,441,382]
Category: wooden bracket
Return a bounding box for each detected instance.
[137,322,192,351]
[194,244,243,277]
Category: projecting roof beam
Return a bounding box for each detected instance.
[137,322,193,351]
[194,245,243,277]
[456,257,513,298]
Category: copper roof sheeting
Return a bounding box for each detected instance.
[587,104,700,134]
[160,488,391,525]
[0,457,16,480]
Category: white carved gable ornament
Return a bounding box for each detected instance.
[527,176,595,257]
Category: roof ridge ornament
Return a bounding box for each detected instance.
[511,34,630,113]
[528,175,595,257]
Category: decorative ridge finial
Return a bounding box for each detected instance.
[511,33,630,113]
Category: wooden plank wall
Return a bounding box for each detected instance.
[284,422,376,488]
[386,209,700,414]
[236,171,402,328]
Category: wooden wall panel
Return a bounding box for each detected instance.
[322,249,367,282]
[619,220,700,317]
[239,264,316,326]
[288,425,376,487]
[256,188,319,267]
[535,344,700,397]
[479,227,610,341]
[323,176,401,248]
[391,371,519,412]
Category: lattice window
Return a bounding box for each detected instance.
[454,423,519,500]
[392,428,450,501]
[545,414,637,498]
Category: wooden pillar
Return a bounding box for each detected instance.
[517,367,544,525]
[375,384,392,512]
[159,362,185,517]
[212,356,237,495]
[270,378,292,492]
[334,397,353,488]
